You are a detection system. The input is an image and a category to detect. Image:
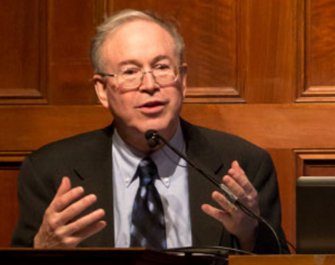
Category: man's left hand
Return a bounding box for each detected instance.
[201,160,259,251]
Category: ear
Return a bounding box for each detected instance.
[180,63,188,98]
[93,75,109,109]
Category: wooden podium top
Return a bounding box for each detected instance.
[230,254,335,265]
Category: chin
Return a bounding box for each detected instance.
[140,117,178,138]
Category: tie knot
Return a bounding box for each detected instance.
[138,157,158,185]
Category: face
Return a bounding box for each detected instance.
[94,20,187,151]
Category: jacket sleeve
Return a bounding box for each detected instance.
[11,156,55,247]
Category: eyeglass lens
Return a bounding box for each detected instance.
[118,66,177,89]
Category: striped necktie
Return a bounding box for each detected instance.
[130,157,167,249]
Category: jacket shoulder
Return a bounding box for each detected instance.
[28,126,113,163]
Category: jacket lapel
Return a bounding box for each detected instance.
[181,120,227,246]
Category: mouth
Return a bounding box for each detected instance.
[137,100,166,114]
[142,101,165,107]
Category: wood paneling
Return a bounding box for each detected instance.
[296,150,335,177]
[0,104,334,151]
[304,161,335,176]
[241,0,298,103]
[308,0,335,87]
[0,0,335,252]
[268,149,296,249]
[48,0,97,105]
[297,0,335,102]
[0,0,47,104]
[0,169,18,247]
[182,104,335,150]
[0,153,26,247]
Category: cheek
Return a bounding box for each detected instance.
[169,88,185,106]
[106,90,122,115]
[106,91,136,118]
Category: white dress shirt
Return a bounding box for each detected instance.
[112,123,192,248]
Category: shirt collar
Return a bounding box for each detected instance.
[112,121,186,188]
[112,129,143,187]
[150,123,186,187]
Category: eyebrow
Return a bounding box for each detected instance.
[117,60,141,68]
[117,55,173,69]
[151,55,173,65]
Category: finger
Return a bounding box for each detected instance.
[63,220,107,247]
[63,208,106,236]
[51,185,85,213]
[212,191,237,214]
[201,204,229,223]
[73,219,106,240]
[52,177,77,212]
[222,174,245,199]
[54,177,72,198]
[60,194,99,225]
[228,161,246,182]
[228,161,255,195]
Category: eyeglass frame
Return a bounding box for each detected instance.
[97,64,184,90]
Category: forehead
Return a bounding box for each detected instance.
[101,20,176,67]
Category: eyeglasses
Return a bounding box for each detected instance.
[98,64,180,89]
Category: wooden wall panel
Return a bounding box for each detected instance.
[308,0,335,87]
[48,0,97,105]
[297,0,335,102]
[0,170,19,247]
[268,149,296,250]
[0,0,47,104]
[0,104,334,151]
[0,153,25,247]
[241,0,298,103]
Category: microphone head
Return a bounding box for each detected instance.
[145,130,160,148]
[145,130,157,140]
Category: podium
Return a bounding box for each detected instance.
[230,254,335,265]
[1,249,335,265]
[0,248,217,265]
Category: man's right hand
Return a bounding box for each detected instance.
[34,177,106,248]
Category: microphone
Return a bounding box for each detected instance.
[145,129,283,254]
[146,130,161,149]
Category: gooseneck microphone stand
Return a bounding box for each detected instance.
[145,130,283,254]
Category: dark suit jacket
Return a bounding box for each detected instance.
[11,120,289,254]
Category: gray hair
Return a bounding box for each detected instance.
[90,9,185,74]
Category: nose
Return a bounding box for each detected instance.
[139,70,159,93]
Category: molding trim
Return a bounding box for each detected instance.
[295,149,335,178]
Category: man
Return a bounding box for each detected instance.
[11,9,289,254]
